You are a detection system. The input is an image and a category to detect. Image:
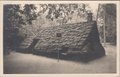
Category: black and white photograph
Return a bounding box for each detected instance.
[0,0,120,76]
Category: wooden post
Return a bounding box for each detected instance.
[56,33,62,62]
[57,49,60,62]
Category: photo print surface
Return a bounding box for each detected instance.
[3,2,117,74]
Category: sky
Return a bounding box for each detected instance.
[89,3,99,19]
[89,3,99,14]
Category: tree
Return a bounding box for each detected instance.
[23,4,38,24]
[97,4,116,44]
[4,5,23,52]
[4,4,38,52]
[39,4,90,25]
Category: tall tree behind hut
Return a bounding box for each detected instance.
[97,4,116,45]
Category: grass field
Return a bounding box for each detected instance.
[4,44,116,74]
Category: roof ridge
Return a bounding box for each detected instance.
[39,21,96,29]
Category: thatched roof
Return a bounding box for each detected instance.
[35,22,93,47]
[20,21,105,55]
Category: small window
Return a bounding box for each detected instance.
[56,33,62,37]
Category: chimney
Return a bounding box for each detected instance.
[87,12,93,22]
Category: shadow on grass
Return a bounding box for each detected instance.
[16,48,105,63]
